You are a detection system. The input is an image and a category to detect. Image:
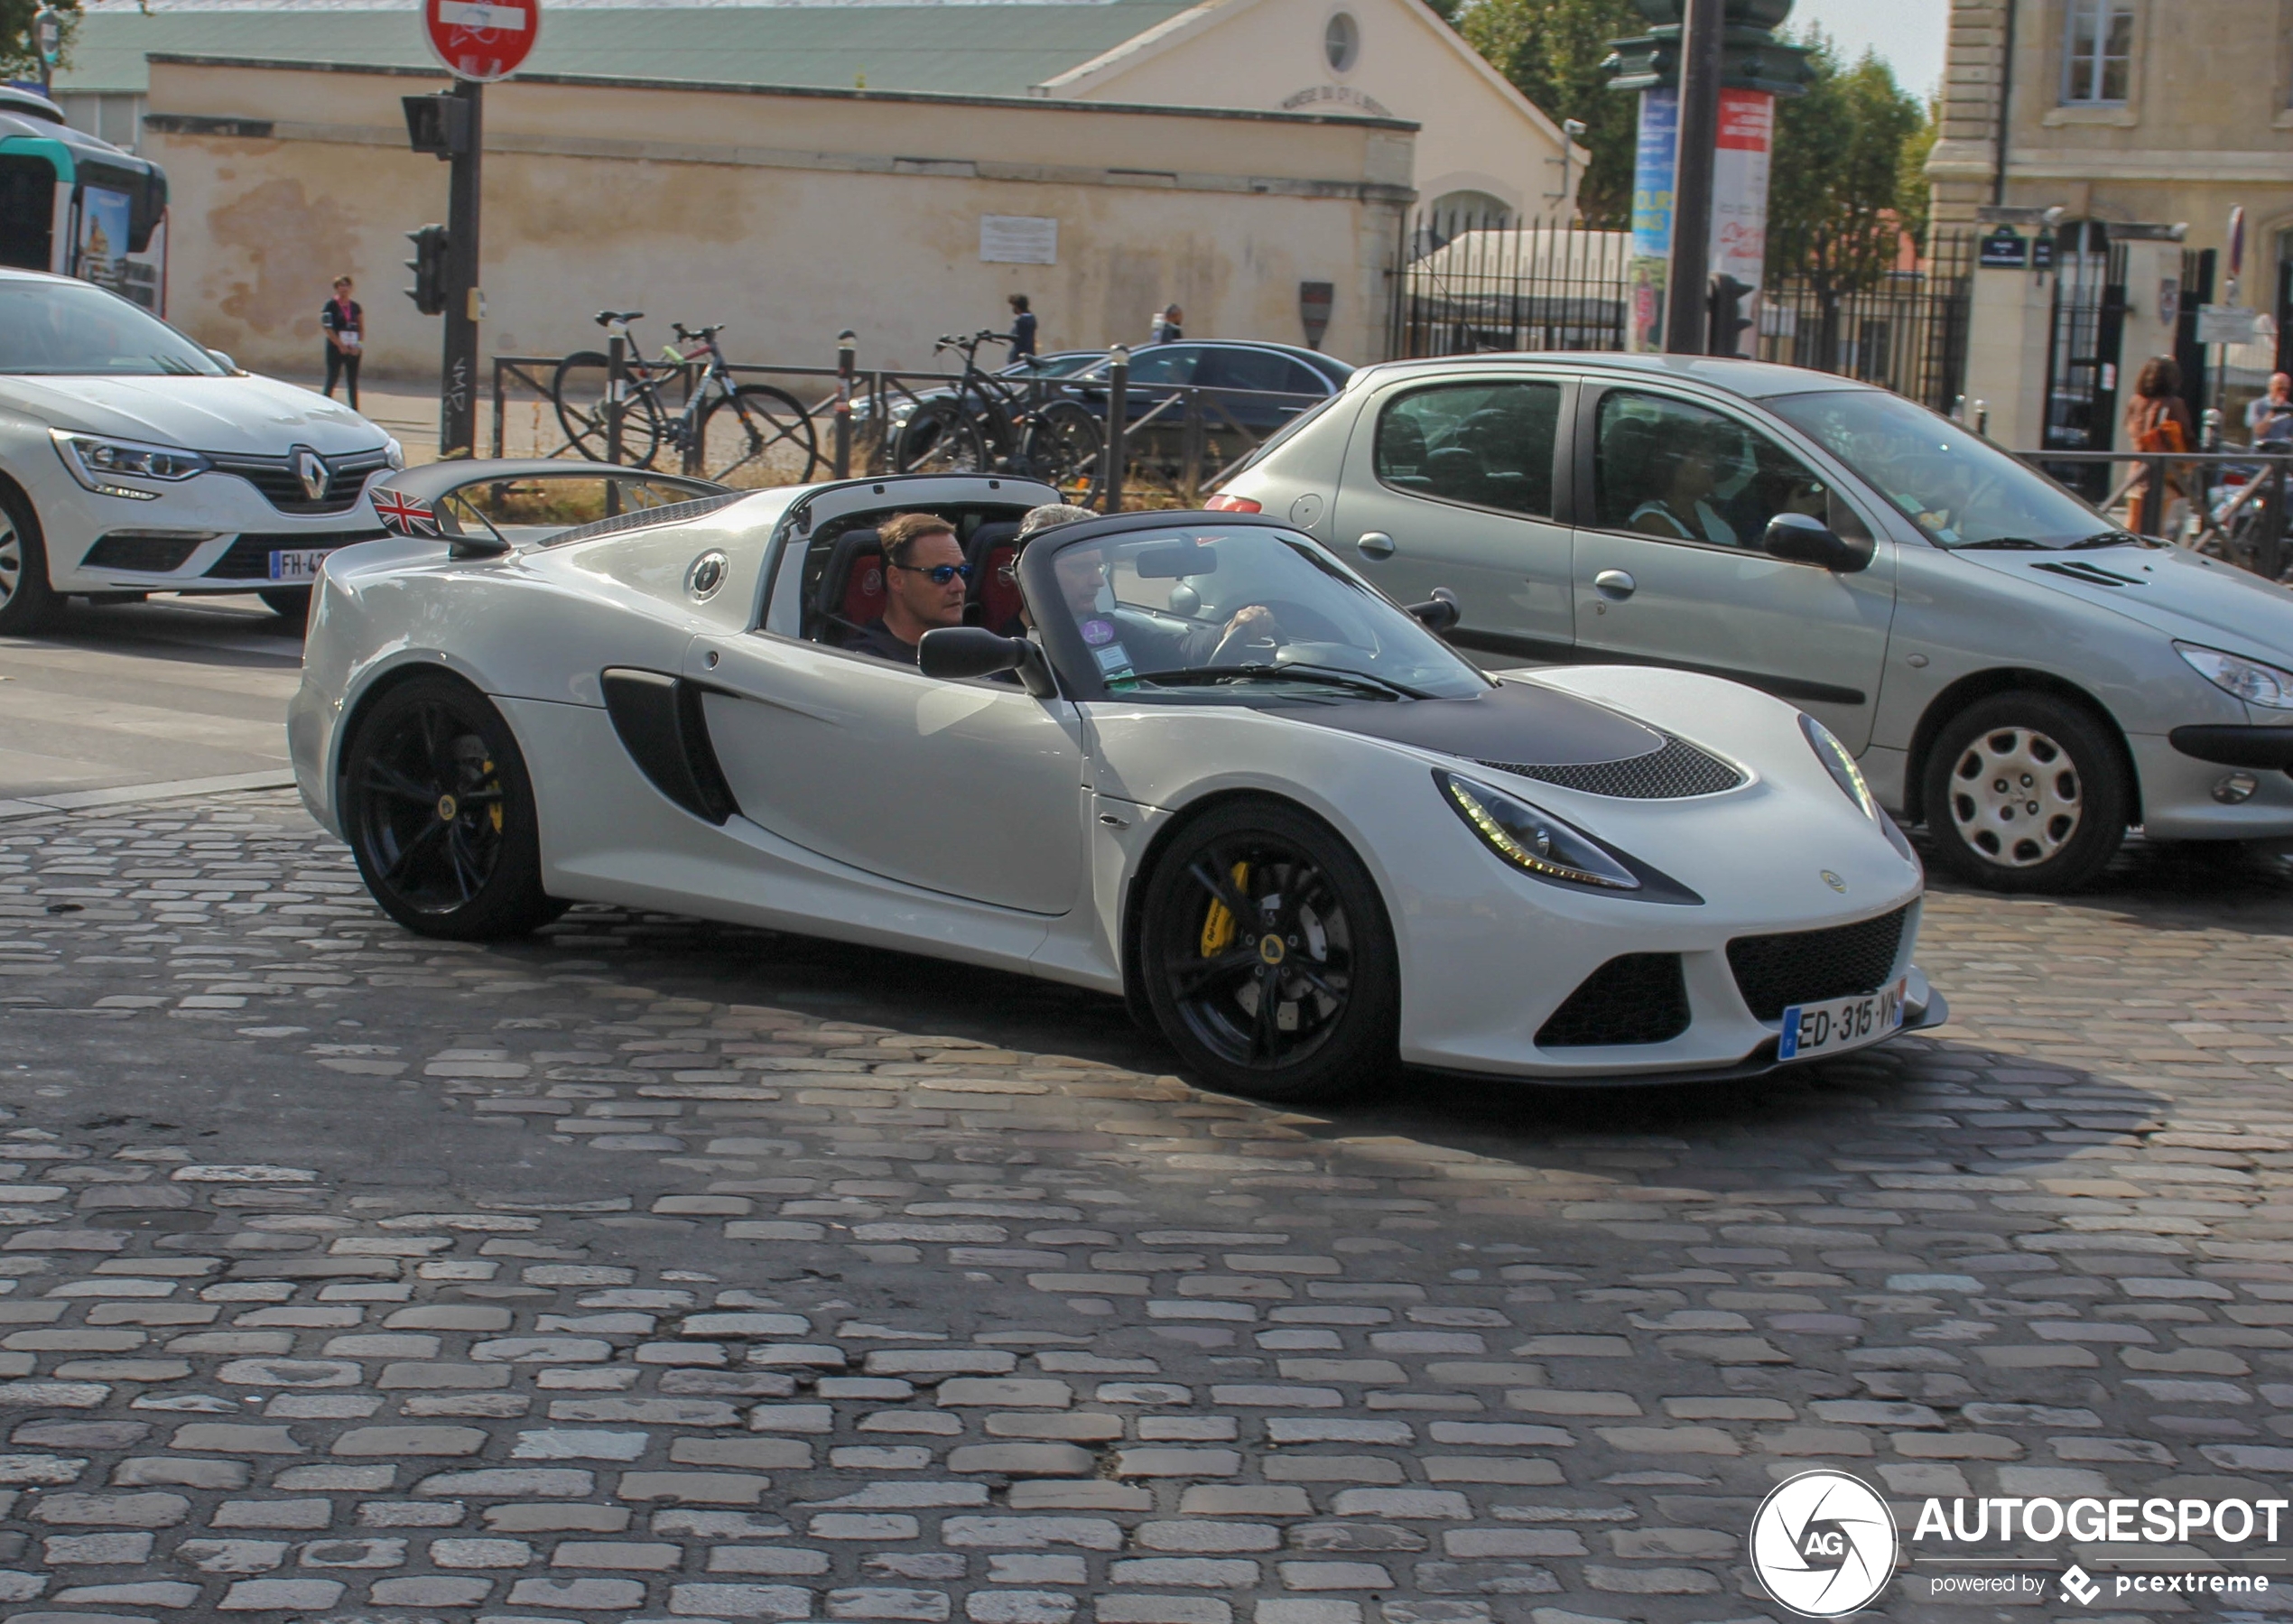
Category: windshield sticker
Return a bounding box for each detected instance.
[1082,617,1116,646]
[1093,642,1135,675]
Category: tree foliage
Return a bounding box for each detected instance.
[2,0,79,85]
[1445,3,1934,265]
[1768,30,1930,287]
[1453,0,1641,227]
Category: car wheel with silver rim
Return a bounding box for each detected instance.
[1921,691,2128,893]
[0,483,57,636]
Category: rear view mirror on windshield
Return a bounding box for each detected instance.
[1133,543,1220,579]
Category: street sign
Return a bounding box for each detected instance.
[32,8,62,67]
[1978,226,2028,270]
[2196,302,2261,347]
[422,0,538,82]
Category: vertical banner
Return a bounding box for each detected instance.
[1627,87,1677,353]
[75,187,131,293]
[1709,88,1773,356]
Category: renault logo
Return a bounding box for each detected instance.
[293,448,330,503]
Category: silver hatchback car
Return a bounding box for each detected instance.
[1217,353,2293,892]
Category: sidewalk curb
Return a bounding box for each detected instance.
[0,770,300,823]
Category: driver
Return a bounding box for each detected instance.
[845,513,969,665]
[1048,535,1280,673]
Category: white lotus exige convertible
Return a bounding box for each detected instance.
[290,470,1941,1100]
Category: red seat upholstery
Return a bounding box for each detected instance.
[814,529,886,640]
[964,521,1025,635]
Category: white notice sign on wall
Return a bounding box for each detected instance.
[980,216,1058,265]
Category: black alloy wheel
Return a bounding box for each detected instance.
[1139,800,1398,1102]
[341,675,562,939]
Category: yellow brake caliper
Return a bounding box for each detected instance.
[1200,862,1249,956]
[485,758,504,832]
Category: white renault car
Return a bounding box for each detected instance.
[0,267,401,632]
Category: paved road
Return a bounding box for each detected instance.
[0,790,2286,1622]
[0,598,302,812]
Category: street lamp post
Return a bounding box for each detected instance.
[32,8,62,97]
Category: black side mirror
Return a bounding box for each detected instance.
[1406,586,1462,633]
[918,626,1056,698]
[1762,512,1872,572]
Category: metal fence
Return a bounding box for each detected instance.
[487,340,1321,510]
[1387,214,1977,413]
[1758,233,1975,413]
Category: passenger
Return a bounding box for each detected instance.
[845,512,970,665]
[1629,425,1737,547]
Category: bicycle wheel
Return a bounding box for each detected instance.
[895,398,988,475]
[551,350,664,469]
[1018,400,1104,503]
[696,384,822,486]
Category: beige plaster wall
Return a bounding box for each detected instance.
[144,60,1414,380]
[1930,0,2293,301]
[1044,0,1579,224]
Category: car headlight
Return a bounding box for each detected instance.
[384,438,406,471]
[1437,771,1639,891]
[1800,712,1879,820]
[2177,642,2293,710]
[52,429,210,498]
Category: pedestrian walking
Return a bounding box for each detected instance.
[321,274,363,410]
[1007,294,1038,363]
[2123,356,2195,534]
[1148,303,1183,345]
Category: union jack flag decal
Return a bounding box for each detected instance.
[373,488,439,536]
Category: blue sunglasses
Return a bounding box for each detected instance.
[892,561,974,586]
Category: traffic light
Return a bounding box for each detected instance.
[404,225,449,316]
[1707,274,1754,357]
[403,93,471,159]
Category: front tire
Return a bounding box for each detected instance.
[552,349,664,469]
[1137,800,1398,1102]
[895,399,988,476]
[1921,691,2129,892]
[1018,401,1104,503]
[696,384,822,485]
[0,484,59,636]
[341,676,562,939]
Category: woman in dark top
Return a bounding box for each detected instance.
[321,274,363,410]
[2122,355,2194,534]
[1007,293,1037,363]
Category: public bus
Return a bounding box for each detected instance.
[0,84,167,311]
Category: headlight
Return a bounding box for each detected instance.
[1437,771,1639,891]
[1800,712,1880,820]
[52,429,210,497]
[2177,642,2293,710]
[384,438,406,471]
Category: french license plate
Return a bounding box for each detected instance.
[1778,978,1906,1062]
[268,548,330,582]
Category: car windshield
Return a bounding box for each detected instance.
[0,280,227,377]
[1035,523,1488,701]
[1768,389,2119,549]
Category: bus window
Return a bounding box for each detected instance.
[0,154,52,273]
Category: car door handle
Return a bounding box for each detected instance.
[1593,569,1636,600]
[1356,531,1396,560]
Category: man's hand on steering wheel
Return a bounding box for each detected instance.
[1210,604,1281,664]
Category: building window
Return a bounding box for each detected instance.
[1324,12,1359,74]
[2062,0,2132,103]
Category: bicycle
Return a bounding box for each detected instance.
[552,311,822,486]
[892,330,1102,501]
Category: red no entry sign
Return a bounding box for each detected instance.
[422,0,539,81]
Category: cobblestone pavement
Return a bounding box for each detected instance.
[0,791,2288,1624]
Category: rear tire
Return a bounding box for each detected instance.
[895,399,988,476]
[341,675,563,940]
[552,349,664,469]
[696,384,822,485]
[0,483,59,637]
[1137,799,1398,1102]
[1019,400,1104,503]
[1921,691,2129,893]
